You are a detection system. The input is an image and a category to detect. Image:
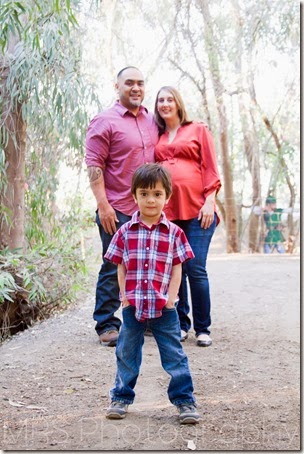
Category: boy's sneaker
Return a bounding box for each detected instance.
[106,401,128,419]
[178,404,200,424]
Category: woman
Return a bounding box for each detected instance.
[154,86,221,347]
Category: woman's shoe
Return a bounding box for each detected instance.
[196,333,212,347]
[180,330,188,342]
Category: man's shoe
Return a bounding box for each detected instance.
[196,333,212,347]
[180,330,188,342]
[99,330,119,347]
[178,404,200,424]
[106,401,128,419]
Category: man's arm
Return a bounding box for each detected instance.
[87,166,118,235]
[165,263,182,308]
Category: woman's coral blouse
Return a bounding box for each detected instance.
[155,122,222,222]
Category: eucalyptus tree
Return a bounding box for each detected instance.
[198,0,239,252]
[0,0,99,250]
[228,0,263,252]
[230,0,299,251]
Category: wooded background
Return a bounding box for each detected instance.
[0,0,300,337]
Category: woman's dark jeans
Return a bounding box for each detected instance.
[174,214,217,336]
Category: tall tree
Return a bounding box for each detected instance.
[0,28,26,250]
[231,0,262,252]
[0,0,96,250]
[198,0,239,252]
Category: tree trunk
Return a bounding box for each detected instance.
[231,0,262,252]
[199,0,239,252]
[0,65,26,250]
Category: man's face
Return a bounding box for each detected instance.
[266,202,276,211]
[115,68,145,114]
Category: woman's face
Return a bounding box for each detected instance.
[156,89,179,122]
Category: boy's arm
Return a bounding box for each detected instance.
[165,263,182,309]
[117,263,130,308]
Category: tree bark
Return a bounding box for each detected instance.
[232,0,262,252]
[0,65,26,250]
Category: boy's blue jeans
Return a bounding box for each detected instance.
[110,306,196,407]
[174,215,217,336]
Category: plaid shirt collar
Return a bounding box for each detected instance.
[129,211,170,231]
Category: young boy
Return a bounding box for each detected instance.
[104,163,200,424]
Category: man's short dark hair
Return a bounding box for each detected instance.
[266,195,276,205]
[117,66,140,79]
[131,164,172,198]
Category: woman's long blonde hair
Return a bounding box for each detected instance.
[154,86,192,134]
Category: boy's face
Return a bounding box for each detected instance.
[133,181,170,225]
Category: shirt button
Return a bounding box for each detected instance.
[144,280,147,283]
[146,247,149,250]
[145,264,148,267]
[144,296,147,299]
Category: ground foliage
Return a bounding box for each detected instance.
[0,221,91,342]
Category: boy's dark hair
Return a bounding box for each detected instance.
[131,164,172,198]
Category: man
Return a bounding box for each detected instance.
[263,196,286,254]
[85,66,158,346]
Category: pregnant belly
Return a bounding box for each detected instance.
[162,159,202,188]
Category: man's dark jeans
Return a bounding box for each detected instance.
[94,210,131,335]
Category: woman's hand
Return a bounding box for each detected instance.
[198,202,214,229]
[198,191,216,229]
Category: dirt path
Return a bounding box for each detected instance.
[0,233,300,451]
